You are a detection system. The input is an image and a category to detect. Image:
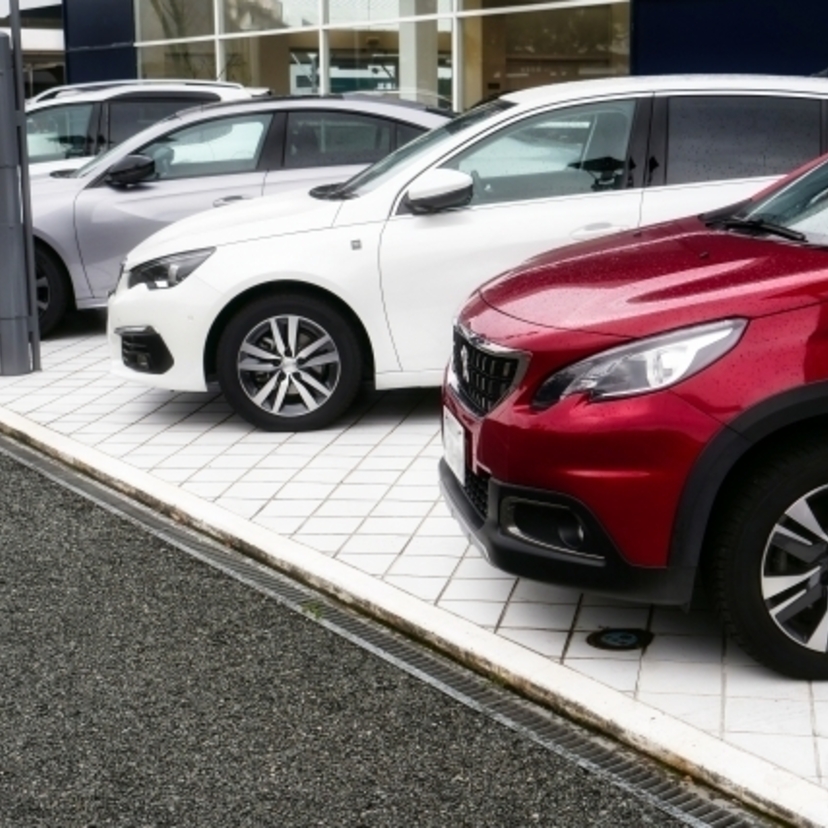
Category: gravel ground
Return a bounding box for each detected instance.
[0,451,692,828]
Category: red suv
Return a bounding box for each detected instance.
[440,155,828,679]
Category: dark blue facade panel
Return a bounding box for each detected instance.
[64,0,134,49]
[632,0,828,76]
[64,0,136,83]
[66,46,137,83]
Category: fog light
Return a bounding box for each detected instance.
[500,498,601,560]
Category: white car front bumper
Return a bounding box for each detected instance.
[107,273,223,392]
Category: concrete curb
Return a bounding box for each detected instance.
[1,404,826,828]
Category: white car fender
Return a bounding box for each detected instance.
[198,224,402,376]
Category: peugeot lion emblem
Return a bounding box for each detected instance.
[460,345,470,383]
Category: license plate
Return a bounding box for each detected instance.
[443,407,466,487]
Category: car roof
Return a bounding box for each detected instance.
[26,80,267,109]
[159,94,453,131]
[502,74,828,106]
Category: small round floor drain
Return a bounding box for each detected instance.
[586,628,653,651]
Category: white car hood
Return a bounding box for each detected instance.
[125,189,344,267]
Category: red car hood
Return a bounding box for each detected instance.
[479,217,828,338]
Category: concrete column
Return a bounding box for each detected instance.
[399,0,438,104]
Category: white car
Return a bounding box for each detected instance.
[109,74,828,431]
[26,80,267,177]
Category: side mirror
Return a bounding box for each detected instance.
[404,169,474,214]
[106,154,155,187]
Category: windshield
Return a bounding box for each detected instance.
[736,158,828,246]
[331,99,514,198]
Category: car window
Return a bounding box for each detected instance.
[26,103,94,162]
[335,99,512,198]
[441,100,636,206]
[396,122,425,149]
[138,113,273,180]
[107,96,217,149]
[665,95,821,186]
[284,111,396,169]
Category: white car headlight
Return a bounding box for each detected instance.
[127,248,215,290]
[533,319,747,409]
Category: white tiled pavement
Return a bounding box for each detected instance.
[4,313,828,822]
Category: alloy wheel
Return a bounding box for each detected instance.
[235,313,341,418]
[761,485,828,653]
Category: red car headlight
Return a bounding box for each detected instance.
[533,319,747,409]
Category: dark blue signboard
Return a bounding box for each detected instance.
[63,0,136,82]
[632,0,828,76]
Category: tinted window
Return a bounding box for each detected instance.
[27,103,94,162]
[396,122,425,149]
[107,96,218,148]
[139,113,273,180]
[442,100,636,206]
[665,96,821,186]
[284,111,395,169]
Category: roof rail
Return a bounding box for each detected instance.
[27,78,250,103]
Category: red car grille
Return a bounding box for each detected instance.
[452,328,521,416]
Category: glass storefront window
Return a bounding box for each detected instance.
[328,0,451,25]
[220,0,319,32]
[132,1,630,112]
[460,3,629,109]
[136,0,215,41]
[328,21,452,108]
[138,41,218,80]
[222,34,320,94]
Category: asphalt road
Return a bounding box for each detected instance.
[0,450,693,828]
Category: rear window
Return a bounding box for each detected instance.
[665,95,821,186]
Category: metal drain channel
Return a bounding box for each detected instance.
[0,434,775,828]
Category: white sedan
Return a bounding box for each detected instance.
[109,74,828,430]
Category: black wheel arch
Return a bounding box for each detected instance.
[671,381,828,591]
[203,281,375,384]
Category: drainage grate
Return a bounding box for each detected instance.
[0,434,776,828]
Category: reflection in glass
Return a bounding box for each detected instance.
[220,0,319,32]
[27,104,94,162]
[328,0,451,25]
[222,34,320,94]
[137,0,215,41]
[461,3,629,108]
[328,21,452,108]
[138,41,218,80]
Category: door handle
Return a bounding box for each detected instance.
[213,195,250,207]
[571,223,630,241]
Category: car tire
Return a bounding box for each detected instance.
[216,293,362,432]
[705,437,828,679]
[35,246,70,337]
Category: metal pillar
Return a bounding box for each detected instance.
[0,3,40,375]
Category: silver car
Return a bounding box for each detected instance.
[32,95,450,334]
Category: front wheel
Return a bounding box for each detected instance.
[706,438,828,679]
[35,247,70,337]
[216,294,362,431]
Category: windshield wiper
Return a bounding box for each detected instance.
[707,216,806,242]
